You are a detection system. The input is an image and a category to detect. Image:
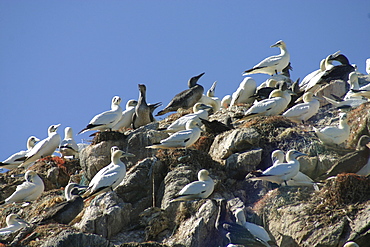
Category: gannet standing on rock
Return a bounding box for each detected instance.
[164,103,212,133]
[112,99,137,132]
[314,113,350,145]
[0,214,28,235]
[249,150,307,185]
[146,120,202,149]
[5,170,44,204]
[132,84,160,129]
[282,92,320,123]
[156,73,205,116]
[171,169,214,202]
[83,149,135,198]
[19,124,61,169]
[234,208,273,247]
[0,136,40,170]
[243,40,290,76]
[230,77,257,106]
[322,135,370,178]
[235,89,290,122]
[270,150,318,190]
[59,127,79,158]
[79,96,122,134]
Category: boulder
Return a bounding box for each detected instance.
[74,191,132,238]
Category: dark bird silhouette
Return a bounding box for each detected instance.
[39,187,84,225]
[156,73,205,116]
[323,135,370,178]
[132,84,161,129]
[200,118,233,135]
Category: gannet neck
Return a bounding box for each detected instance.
[138,84,147,103]
[111,150,124,165]
[303,92,314,103]
[348,72,359,90]
[235,208,247,225]
[65,127,74,139]
[207,81,217,97]
[271,150,285,165]
[126,99,138,109]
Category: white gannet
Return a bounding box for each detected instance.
[271,150,318,190]
[19,124,61,169]
[156,73,205,116]
[249,150,307,185]
[282,92,320,123]
[198,81,221,112]
[221,95,232,109]
[59,127,79,158]
[234,208,272,246]
[235,89,290,122]
[366,58,370,74]
[40,184,85,224]
[78,96,122,134]
[5,170,44,203]
[0,136,40,170]
[350,88,370,100]
[132,84,160,129]
[343,72,361,100]
[230,77,257,106]
[146,120,202,149]
[171,169,214,202]
[323,95,367,109]
[314,113,350,145]
[164,103,212,133]
[112,99,137,132]
[243,40,290,76]
[83,149,135,198]
[0,214,28,235]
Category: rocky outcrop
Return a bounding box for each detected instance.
[1,76,370,247]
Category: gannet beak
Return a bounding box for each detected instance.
[270,41,280,48]
[121,152,135,158]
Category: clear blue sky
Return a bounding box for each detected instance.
[1,1,370,161]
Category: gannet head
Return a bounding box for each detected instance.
[339,112,348,122]
[269,89,284,99]
[193,103,212,112]
[126,99,138,108]
[6,214,27,226]
[112,96,122,105]
[207,81,217,97]
[270,40,286,48]
[271,150,285,164]
[286,150,307,161]
[27,136,40,149]
[64,127,74,138]
[48,124,61,134]
[111,146,120,154]
[188,72,205,88]
[25,170,38,183]
[198,169,210,181]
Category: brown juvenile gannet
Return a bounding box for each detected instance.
[38,184,85,225]
[323,135,370,178]
[156,72,205,116]
[316,53,355,85]
[132,84,161,129]
[243,40,290,76]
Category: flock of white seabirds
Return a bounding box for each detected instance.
[1,40,370,247]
